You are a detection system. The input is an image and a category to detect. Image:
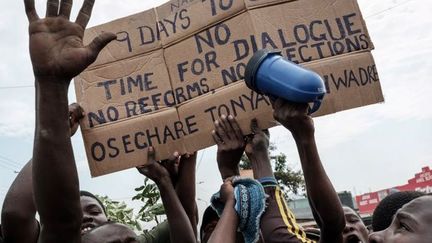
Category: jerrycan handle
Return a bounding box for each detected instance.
[308,99,322,115]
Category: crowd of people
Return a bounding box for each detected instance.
[1,0,431,242]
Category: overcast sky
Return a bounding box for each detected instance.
[0,0,431,227]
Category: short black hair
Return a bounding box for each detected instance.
[200,206,219,241]
[80,190,107,215]
[372,191,425,231]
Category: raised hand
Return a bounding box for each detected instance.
[272,99,315,139]
[219,179,235,204]
[137,147,171,185]
[212,115,245,180]
[244,119,273,180]
[160,151,181,186]
[244,119,270,158]
[24,0,116,82]
[138,148,196,243]
[69,103,84,136]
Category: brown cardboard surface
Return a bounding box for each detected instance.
[164,0,373,104]
[175,52,382,155]
[85,9,160,68]
[82,108,188,177]
[177,81,277,153]
[75,0,383,176]
[249,0,373,63]
[306,52,383,117]
[164,12,256,104]
[79,51,383,176]
[75,50,173,130]
[156,0,246,46]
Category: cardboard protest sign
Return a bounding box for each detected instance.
[75,0,384,177]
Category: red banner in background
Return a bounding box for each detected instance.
[356,166,432,215]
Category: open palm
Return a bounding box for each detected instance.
[25,0,116,81]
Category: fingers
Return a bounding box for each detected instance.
[59,0,73,19]
[212,130,223,145]
[76,0,95,28]
[263,129,270,138]
[137,147,156,175]
[228,115,243,142]
[296,103,309,115]
[86,32,117,63]
[147,146,156,163]
[250,118,260,134]
[69,103,85,122]
[273,98,284,110]
[220,115,233,140]
[24,0,40,22]
[69,103,84,136]
[214,120,229,143]
[168,151,180,163]
[163,151,180,168]
[136,165,148,175]
[161,151,180,179]
[46,0,59,17]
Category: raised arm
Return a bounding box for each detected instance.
[208,180,238,243]
[244,119,273,180]
[1,104,84,243]
[1,160,39,243]
[176,153,198,237]
[272,99,345,243]
[25,0,115,241]
[212,115,245,180]
[137,147,196,243]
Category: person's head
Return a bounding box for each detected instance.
[372,190,425,231]
[343,206,369,243]
[200,205,245,243]
[200,206,219,243]
[368,195,432,243]
[80,191,109,234]
[81,221,137,243]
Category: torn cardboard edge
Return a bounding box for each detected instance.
[84,0,371,70]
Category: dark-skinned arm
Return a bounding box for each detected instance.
[208,180,238,243]
[24,0,115,241]
[212,115,245,180]
[1,160,39,243]
[176,153,198,237]
[244,119,273,179]
[272,99,345,243]
[1,104,84,243]
[138,147,196,243]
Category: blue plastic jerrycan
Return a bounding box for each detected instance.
[245,49,326,114]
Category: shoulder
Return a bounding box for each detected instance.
[137,221,171,243]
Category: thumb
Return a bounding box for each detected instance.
[86,32,117,62]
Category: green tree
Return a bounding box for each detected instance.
[132,177,166,224]
[97,178,166,232]
[240,143,305,197]
[97,195,143,232]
